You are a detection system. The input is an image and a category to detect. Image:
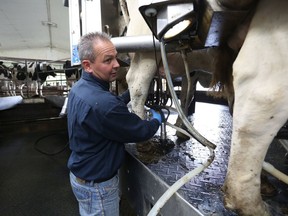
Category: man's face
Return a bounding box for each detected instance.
[83,41,119,82]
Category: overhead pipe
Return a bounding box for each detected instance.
[111,35,160,52]
[111,35,178,53]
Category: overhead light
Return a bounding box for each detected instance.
[139,1,197,41]
[163,19,192,40]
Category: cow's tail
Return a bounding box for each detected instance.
[208,44,236,102]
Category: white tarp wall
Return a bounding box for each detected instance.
[0,0,71,62]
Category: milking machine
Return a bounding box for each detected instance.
[146,40,217,216]
[147,105,169,144]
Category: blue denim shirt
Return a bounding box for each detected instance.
[67,71,159,181]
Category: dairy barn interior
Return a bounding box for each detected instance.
[0,0,288,215]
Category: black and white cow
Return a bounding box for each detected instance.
[0,61,14,96]
[63,60,82,90]
[24,61,57,97]
[7,61,57,97]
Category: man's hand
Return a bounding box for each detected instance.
[150,109,162,124]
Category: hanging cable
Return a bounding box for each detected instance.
[147,122,215,216]
[34,131,69,156]
[146,40,217,216]
[160,41,216,149]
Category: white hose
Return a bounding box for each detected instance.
[166,122,191,138]
[160,41,216,150]
[147,146,215,216]
[181,49,192,113]
[262,161,288,185]
[147,42,216,216]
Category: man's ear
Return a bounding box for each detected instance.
[82,60,93,73]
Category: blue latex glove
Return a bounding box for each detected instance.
[150,109,162,124]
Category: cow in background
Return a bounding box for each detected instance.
[0,61,13,96]
[24,61,57,97]
[63,60,82,90]
[8,63,28,97]
[3,61,57,97]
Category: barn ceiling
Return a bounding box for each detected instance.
[0,0,70,62]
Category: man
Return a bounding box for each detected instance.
[67,32,161,216]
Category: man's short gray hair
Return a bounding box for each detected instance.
[78,32,112,63]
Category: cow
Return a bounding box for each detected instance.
[1,61,57,98]
[24,61,57,97]
[124,0,215,129]
[212,0,288,215]
[123,0,288,215]
[8,63,28,97]
[0,61,14,96]
[63,60,82,90]
[124,0,161,119]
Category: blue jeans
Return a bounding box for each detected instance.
[70,172,120,216]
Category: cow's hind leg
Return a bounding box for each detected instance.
[223,0,288,214]
[223,74,288,215]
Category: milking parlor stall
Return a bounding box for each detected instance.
[1,0,288,215]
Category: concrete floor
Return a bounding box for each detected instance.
[0,130,79,215]
[0,100,136,216]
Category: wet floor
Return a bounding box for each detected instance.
[126,102,288,216]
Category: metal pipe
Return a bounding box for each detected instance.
[111,35,160,52]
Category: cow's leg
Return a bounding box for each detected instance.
[224,46,288,216]
[19,83,25,98]
[39,82,43,97]
[33,81,39,97]
[224,80,288,215]
[223,0,288,215]
[126,52,157,119]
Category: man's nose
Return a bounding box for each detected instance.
[114,59,120,68]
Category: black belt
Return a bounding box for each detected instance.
[75,173,116,185]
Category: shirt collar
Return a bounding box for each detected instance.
[82,70,110,90]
